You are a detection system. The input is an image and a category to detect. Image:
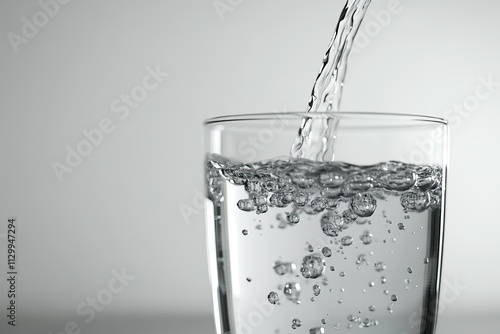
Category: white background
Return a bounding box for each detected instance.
[0,0,499,332]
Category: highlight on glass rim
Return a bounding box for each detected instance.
[204,1,448,333]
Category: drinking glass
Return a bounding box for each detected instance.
[204,112,448,334]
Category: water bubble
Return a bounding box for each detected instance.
[319,169,346,187]
[383,290,389,295]
[400,191,431,213]
[267,291,279,305]
[321,319,326,325]
[286,212,300,224]
[338,298,343,303]
[311,197,327,212]
[273,261,296,276]
[378,170,416,191]
[424,258,430,264]
[407,267,413,274]
[356,254,367,265]
[405,278,411,284]
[350,193,377,217]
[339,271,346,277]
[292,192,308,206]
[246,277,252,282]
[252,194,267,206]
[301,254,326,279]
[309,327,325,334]
[398,223,405,230]
[322,247,332,258]
[292,318,302,328]
[242,229,248,236]
[360,231,373,245]
[340,236,354,246]
[329,266,335,271]
[313,284,321,296]
[391,294,398,302]
[369,305,376,312]
[342,209,358,224]
[237,199,255,212]
[374,262,386,272]
[245,180,262,193]
[284,282,301,303]
[387,304,393,313]
[325,198,339,210]
[308,244,314,253]
[321,277,329,285]
[415,166,439,191]
[255,224,262,230]
[256,204,268,214]
[321,212,344,237]
[380,276,387,284]
[369,281,375,287]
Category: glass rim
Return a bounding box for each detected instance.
[204,112,448,126]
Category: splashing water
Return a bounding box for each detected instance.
[290,0,373,161]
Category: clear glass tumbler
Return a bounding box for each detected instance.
[204,112,448,334]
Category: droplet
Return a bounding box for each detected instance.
[340,236,354,246]
[374,262,386,272]
[380,276,387,284]
[339,271,346,277]
[313,284,321,296]
[284,282,301,304]
[329,266,335,271]
[405,278,411,284]
[350,193,377,217]
[424,258,430,264]
[308,244,314,253]
[338,298,343,304]
[369,305,376,312]
[398,223,405,230]
[246,277,252,282]
[242,229,248,236]
[407,267,413,274]
[391,294,398,302]
[267,291,279,305]
[342,209,358,224]
[322,247,332,258]
[301,254,326,279]
[383,290,389,295]
[369,281,375,287]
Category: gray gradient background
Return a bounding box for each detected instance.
[0,0,499,333]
